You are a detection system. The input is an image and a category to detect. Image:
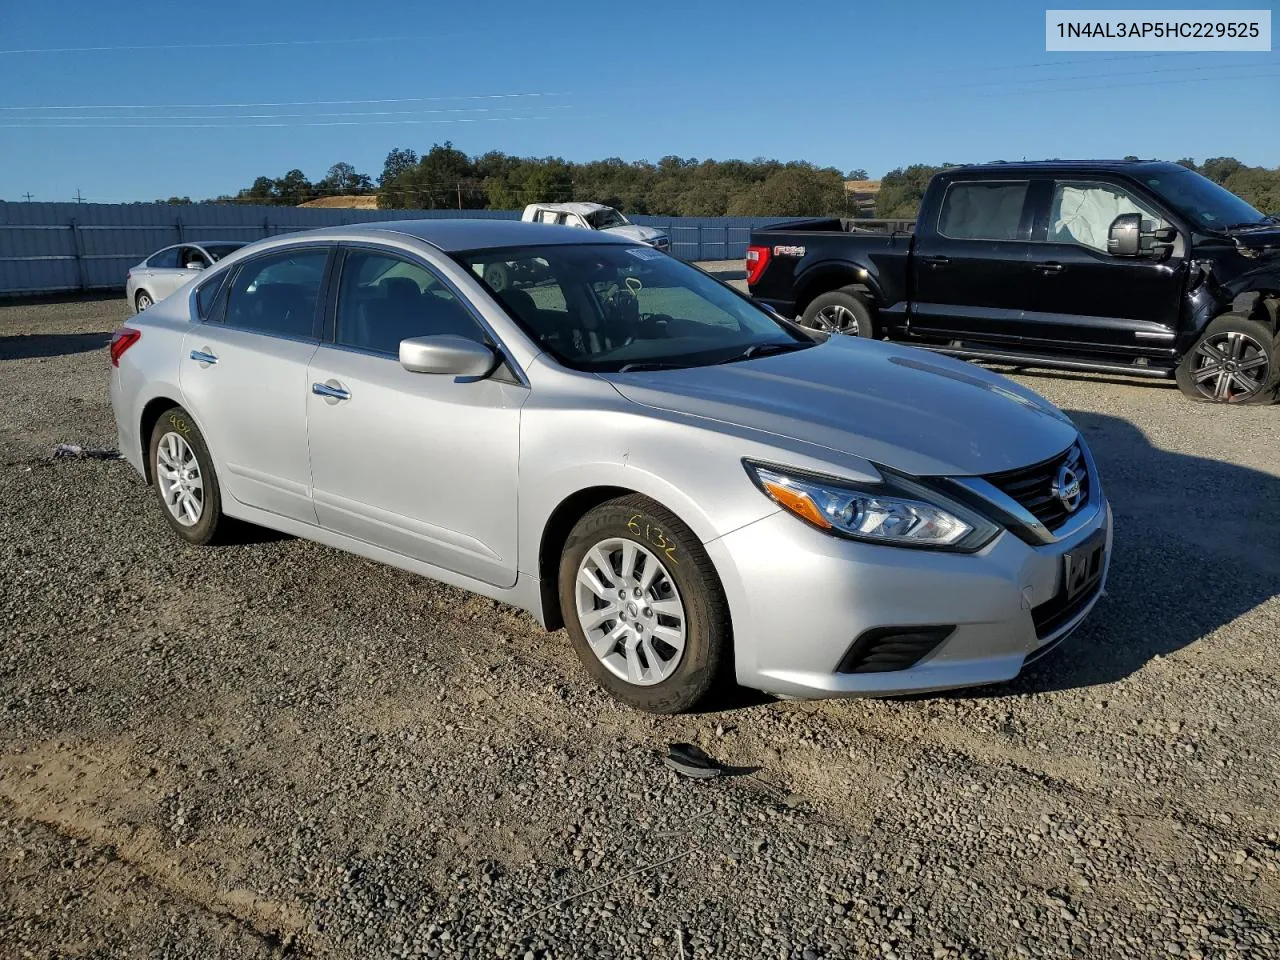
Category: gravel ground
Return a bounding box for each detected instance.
[1,293,1278,960]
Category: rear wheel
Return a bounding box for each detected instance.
[557,495,731,713]
[1175,313,1279,405]
[800,289,875,338]
[135,291,153,313]
[148,406,229,545]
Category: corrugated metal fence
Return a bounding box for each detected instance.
[0,202,796,296]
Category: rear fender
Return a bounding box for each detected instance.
[794,261,884,315]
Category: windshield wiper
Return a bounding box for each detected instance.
[714,341,812,365]
[615,360,693,373]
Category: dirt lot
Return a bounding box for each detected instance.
[1,294,1278,960]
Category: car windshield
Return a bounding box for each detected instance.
[588,208,630,229]
[1144,168,1268,229]
[203,242,246,261]
[458,244,812,373]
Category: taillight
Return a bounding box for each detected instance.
[110,327,141,367]
[745,244,771,286]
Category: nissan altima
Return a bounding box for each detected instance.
[108,220,1111,713]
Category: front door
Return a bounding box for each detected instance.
[1016,178,1186,357]
[908,178,1036,342]
[180,245,332,523]
[305,246,525,588]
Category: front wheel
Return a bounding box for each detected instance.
[557,495,731,713]
[1175,313,1279,405]
[800,289,875,337]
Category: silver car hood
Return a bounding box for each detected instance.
[603,224,665,243]
[605,337,1079,478]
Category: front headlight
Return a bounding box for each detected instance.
[744,460,1000,552]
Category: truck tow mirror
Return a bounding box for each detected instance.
[1107,213,1142,257]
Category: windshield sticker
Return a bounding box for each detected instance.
[774,245,806,257]
[626,247,665,261]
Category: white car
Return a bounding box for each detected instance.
[127,241,247,313]
[521,203,669,252]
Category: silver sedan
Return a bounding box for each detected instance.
[108,220,1111,713]
[126,240,246,313]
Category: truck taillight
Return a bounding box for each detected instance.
[745,245,771,286]
[110,327,141,367]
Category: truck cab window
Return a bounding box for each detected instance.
[1049,181,1168,253]
[938,182,1028,241]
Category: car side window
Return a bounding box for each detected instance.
[335,250,485,356]
[937,181,1029,241]
[1049,180,1169,253]
[195,271,227,319]
[223,248,328,340]
[180,246,209,268]
[147,247,181,269]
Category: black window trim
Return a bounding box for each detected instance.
[935,178,1036,243]
[204,242,336,343]
[324,241,528,386]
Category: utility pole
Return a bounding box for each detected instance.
[22,192,33,202]
[73,187,84,203]
[456,181,462,210]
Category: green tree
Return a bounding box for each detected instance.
[318,162,373,196]
[847,168,869,180]
[875,164,947,218]
[274,169,314,206]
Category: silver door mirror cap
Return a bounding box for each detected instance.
[185,262,205,270]
[399,335,497,377]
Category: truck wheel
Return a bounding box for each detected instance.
[557,494,731,714]
[483,262,510,293]
[801,290,875,338]
[1175,313,1279,405]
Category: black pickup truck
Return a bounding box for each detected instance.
[747,160,1280,404]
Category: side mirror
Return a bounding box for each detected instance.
[399,335,497,377]
[185,261,205,270]
[1107,213,1142,257]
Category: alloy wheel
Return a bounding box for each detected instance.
[813,303,859,335]
[1190,331,1271,402]
[156,431,204,526]
[574,538,687,686]
[136,293,153,312]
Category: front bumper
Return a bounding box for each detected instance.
[706,499,1112,699]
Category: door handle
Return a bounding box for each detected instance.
[1031,261,1065,274]
[189,349,218,365]
[920,255,951,266]
[312,381,351,403]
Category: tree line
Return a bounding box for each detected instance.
[197,143,1279,218]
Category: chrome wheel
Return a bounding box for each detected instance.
[1190,331,1271,402]
[574,538,687,686]
[813,303,859,335]
[155,431,203,527]
[136,292,153,312]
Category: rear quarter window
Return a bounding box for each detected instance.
[937,181,1029,241]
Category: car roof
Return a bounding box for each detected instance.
[292,218,637,252]
[525,201,611,215]
[944,159,1190,177]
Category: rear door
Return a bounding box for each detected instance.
[1016,178,1186,357]
[180,245,333,523]
[908,178,1036,342]
[144,246,187,301]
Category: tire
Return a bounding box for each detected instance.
[800,289,875,338]
[135,290,154,313]
[147,406,229,545]
[483,262,510,294]
[557,494,731,713]
[1175,313,1279,405]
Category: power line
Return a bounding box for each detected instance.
[0,34,461,56]
[0,113,592,130]
[9,105,575,122]
[0,92,567,111]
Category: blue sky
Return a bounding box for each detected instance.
[1,0,1276,202]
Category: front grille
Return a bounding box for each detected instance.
[984,443,1088,531]
[836,626,954,674]
[1031,577,1103,640]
